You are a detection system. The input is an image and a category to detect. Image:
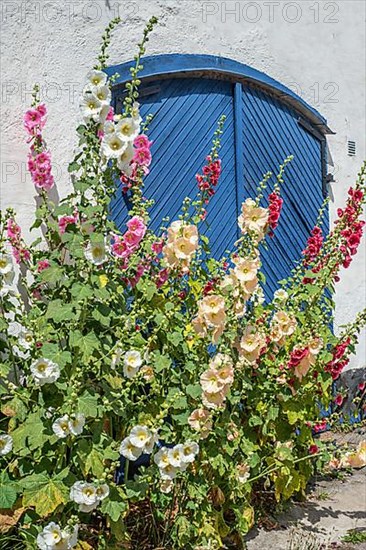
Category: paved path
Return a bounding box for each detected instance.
[245,468,366,549]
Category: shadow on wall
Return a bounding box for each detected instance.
[105,0,111,8]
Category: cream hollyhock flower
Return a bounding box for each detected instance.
[0,253,13,274]
[188,409,212,438]
[130,425,152,449]
[238,198,269,236]
[116,117,140,142]
[80,93,102,122]
[308,337,323,356]
[233,257,259,283]
[200,368,226,394]
[123,350,143,378]
[70,481,99,512]
[0,434,13,456]
[111,346,124,368]
[181,441,199,463]
[68,413,85,436]
[96,484,110,501]
[160,463,179,480]
[36,522,78,550]
[199,295,226,327]
[153,447,171,470]
[87,69,107,88]
[131,101,142,125]
[119,437,143,461]
[52,415,70,439]
[273,289,288,303]
[202,389,227,410]
[237,463,250,483]
[30,358,60,386]
[101,133,127,159]
[160,479,174,494]
[238,326,266,363]
[84,240,107,266]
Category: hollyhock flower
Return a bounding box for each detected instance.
[92,85,111,106]
[127,216,147,239]
[37,260,50,272]
[58,214,78,235]
[101,133,127,159]
[334,394,344,407]
[202,389,228,409]
[232,257,259,283]
[0,434,13,456]
[52,415,70,439]
[70,482,99,512]
[168,444,185,468]
[116,117,140,142]
[273,289,288,303]
[156,268,169,288]
[198,295,226,327]
[119,437,143,461]
[129,425,152,449]
[111,237,131,259]
[181,441,199,463]
[309,444,319,455]
[123,350,143,378]
[23,108,42,133]
[152,240,164,255]
[238,198,269,237]
[80,93,102,122]
[200,368,226,394]
[36,522,78,550]
[134,134,152,149]
[133,147,152,167]
[124,231,141,248]
[188,408,212,438]
[30,358,60,385]
[154,447,171,470]
[69,413,85,436]
[160,479,174,494]
[87,69,107,87]
[0,253,14,274]
[117,142,134,173]
[238,326,266,364]
[237,463,250,483]
[84,240,107,266]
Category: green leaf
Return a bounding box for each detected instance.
[22,473,69,516]
[46,300,75,323]
[100,487,127,522]
[153,353,171,373]
[78,390,99,418]
[39,266,63,284]
[167,331,183,347]
[84,447,104,477]
[0,472,18,508]
[185,384,202,399]
[249,415,262,427]
[70,331,100,361]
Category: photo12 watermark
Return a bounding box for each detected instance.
[201,1,340,24]
[1,1,139,24]
[2,81,83,106]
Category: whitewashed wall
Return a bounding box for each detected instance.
[1,0,365,369]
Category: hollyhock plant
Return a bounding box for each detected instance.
[0,17,366,550]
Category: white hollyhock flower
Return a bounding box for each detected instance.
[0,253,13,274]
[101,133,127,159]
[80,93,102,122]
[0,434,13,456]
[87,69,107,88]
[181,441,199,463]
[143,430,159,454]
[160,479,174,494]
[103,120,116,135]
[111,346,123,368]
[115,117,140,142]
[116,142,134,174]
[168,444,185,468]
[52,415,70,439]
[7,321,22,337]
[131,101,142,125]
[130,425,152,449]
[153,447,171,470]
[84,240,107,265]
[160,463,178,480]
[68,413,85,436]
[30,358,60,386]
[92,85,111,106]
[273,289,288,302]
[18,327,34,350]
[70,481,99,512]
[123,350,142,378]
[96,484,110,501]
[36,522,78,550]
[119,436,143,461]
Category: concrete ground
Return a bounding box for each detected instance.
[245,429,366,550]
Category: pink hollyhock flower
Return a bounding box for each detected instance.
[134,134,152,149]
[124,231,141,248]
[111,238,131,259]
[37,104,47,117]
[126,216,146,239]
[37,259,50,272]
[156,268,169,288]
[309,444,319,455]
[334,394,344,407]
[58,215,78,234]
[133,147,152,167]
[7,219,21,239]
[106,106,114,121]
[151,240,164,255]
[23,108,42,133]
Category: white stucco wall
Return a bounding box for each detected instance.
[1,0,365,369]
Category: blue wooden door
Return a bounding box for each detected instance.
[112,77,237,259]
[241,85,327,298]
